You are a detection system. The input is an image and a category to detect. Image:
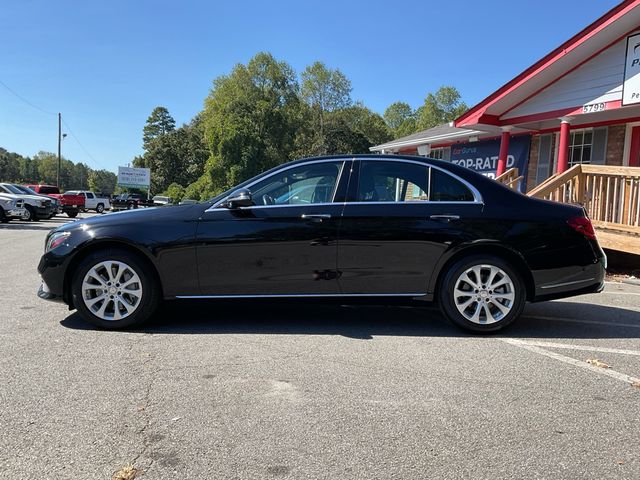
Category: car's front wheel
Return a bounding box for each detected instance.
[71,249,160,329]
[438,255,526,333]
[96,203,104,214]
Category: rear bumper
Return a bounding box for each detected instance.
[531,257,606,302]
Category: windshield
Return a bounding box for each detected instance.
[13,185,37,195]
[1,184,24,194]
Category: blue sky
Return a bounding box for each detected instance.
[0,0,621,173]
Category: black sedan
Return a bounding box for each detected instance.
[37,155,606,332]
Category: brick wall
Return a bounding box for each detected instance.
[605,124,626,166]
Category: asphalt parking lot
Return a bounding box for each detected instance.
[1,214,639,480]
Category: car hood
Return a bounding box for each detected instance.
[54,203,204,232]
[17,194,48,202]
[0,192,21,201]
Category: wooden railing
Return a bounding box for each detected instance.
[527,164,640,233]
[495,167,524,191]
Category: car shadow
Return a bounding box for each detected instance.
[59,299,640,339]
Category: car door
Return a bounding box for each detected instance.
[337,159,484,295]
[195,159,351,296]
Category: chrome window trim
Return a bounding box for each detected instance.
[176,292,427,299]
[356,158,483,204]
[205,156,484,213]
[206,158,349,212]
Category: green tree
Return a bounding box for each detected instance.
[384,102,417,137]
[141,117,208,193]
[88,169,117,195]
[416,86,468,130]
[199,52,302,195]
[0,148,21,181]
[162,182,186,203]
[301,61,352,135]
[143,106,176,149]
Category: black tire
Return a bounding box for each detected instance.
[438,254,526,333]
[22,205,37,221]
[67,211,78,218]
[0,206,8,223]
[71,248,160,329]
[96,203,104,214]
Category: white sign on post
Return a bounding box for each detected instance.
[117,166,150,189]
[622,33,640,106]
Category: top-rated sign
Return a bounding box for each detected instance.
[117,166,150,188]
[622,33,640,106]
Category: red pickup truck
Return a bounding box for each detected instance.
[26,185,85,218]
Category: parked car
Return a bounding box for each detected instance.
[0,193,26,222]
[112,193,144,210]
[37,154,606,331]
[26,185,85,218]
[152,195,173,206]
[0,183,53,221]
[14,185,60,217]
[65,191,111,213]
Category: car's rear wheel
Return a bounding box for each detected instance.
[67,211,78,218]
[438,255,526,333]
[96,203,104,213]
[71,249,160,329]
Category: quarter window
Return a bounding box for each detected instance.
[249,161,343,206]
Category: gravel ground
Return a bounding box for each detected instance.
[1,214,639,480]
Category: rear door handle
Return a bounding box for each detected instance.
[429,214,460,222]
[301,213,332,222]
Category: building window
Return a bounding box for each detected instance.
[428,147,451,161]
[430,148,444,159]
[568,129,593,166]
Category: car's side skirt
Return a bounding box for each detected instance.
[175,293,428,299]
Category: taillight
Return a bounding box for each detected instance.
[567,216,596,240]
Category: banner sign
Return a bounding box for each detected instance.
[622,32,640,106]
[450,135,531,189]
[117,166,150,189]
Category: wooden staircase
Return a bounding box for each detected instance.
[497,165,640,254]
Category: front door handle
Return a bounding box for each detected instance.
[429,214,460,222]
[301,213,332,222]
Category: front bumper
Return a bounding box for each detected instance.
[37,280,64,302]
[7,208,26,219]
[35,205,53,219]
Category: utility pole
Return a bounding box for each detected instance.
[57,113,62,188]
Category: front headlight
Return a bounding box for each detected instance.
[45,231,71,252]
[0,198,10,208]
[35,199,44,207]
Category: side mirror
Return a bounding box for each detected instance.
[224,188,253,208]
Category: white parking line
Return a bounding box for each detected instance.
[521,315,640,329]
[502,338,640,356]
[501,339,640,386]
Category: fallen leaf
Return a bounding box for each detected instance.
[632,381,640,389]
[171,416,182,422]
[112,464,137,480]
[616,460,625,465]
[586,359,610,369]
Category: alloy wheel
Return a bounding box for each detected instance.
[81,260,143,321]
[453,264,516,325]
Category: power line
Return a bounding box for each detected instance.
[0,78,109,172]
[0,78,57,116]
[61,118,107,170]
